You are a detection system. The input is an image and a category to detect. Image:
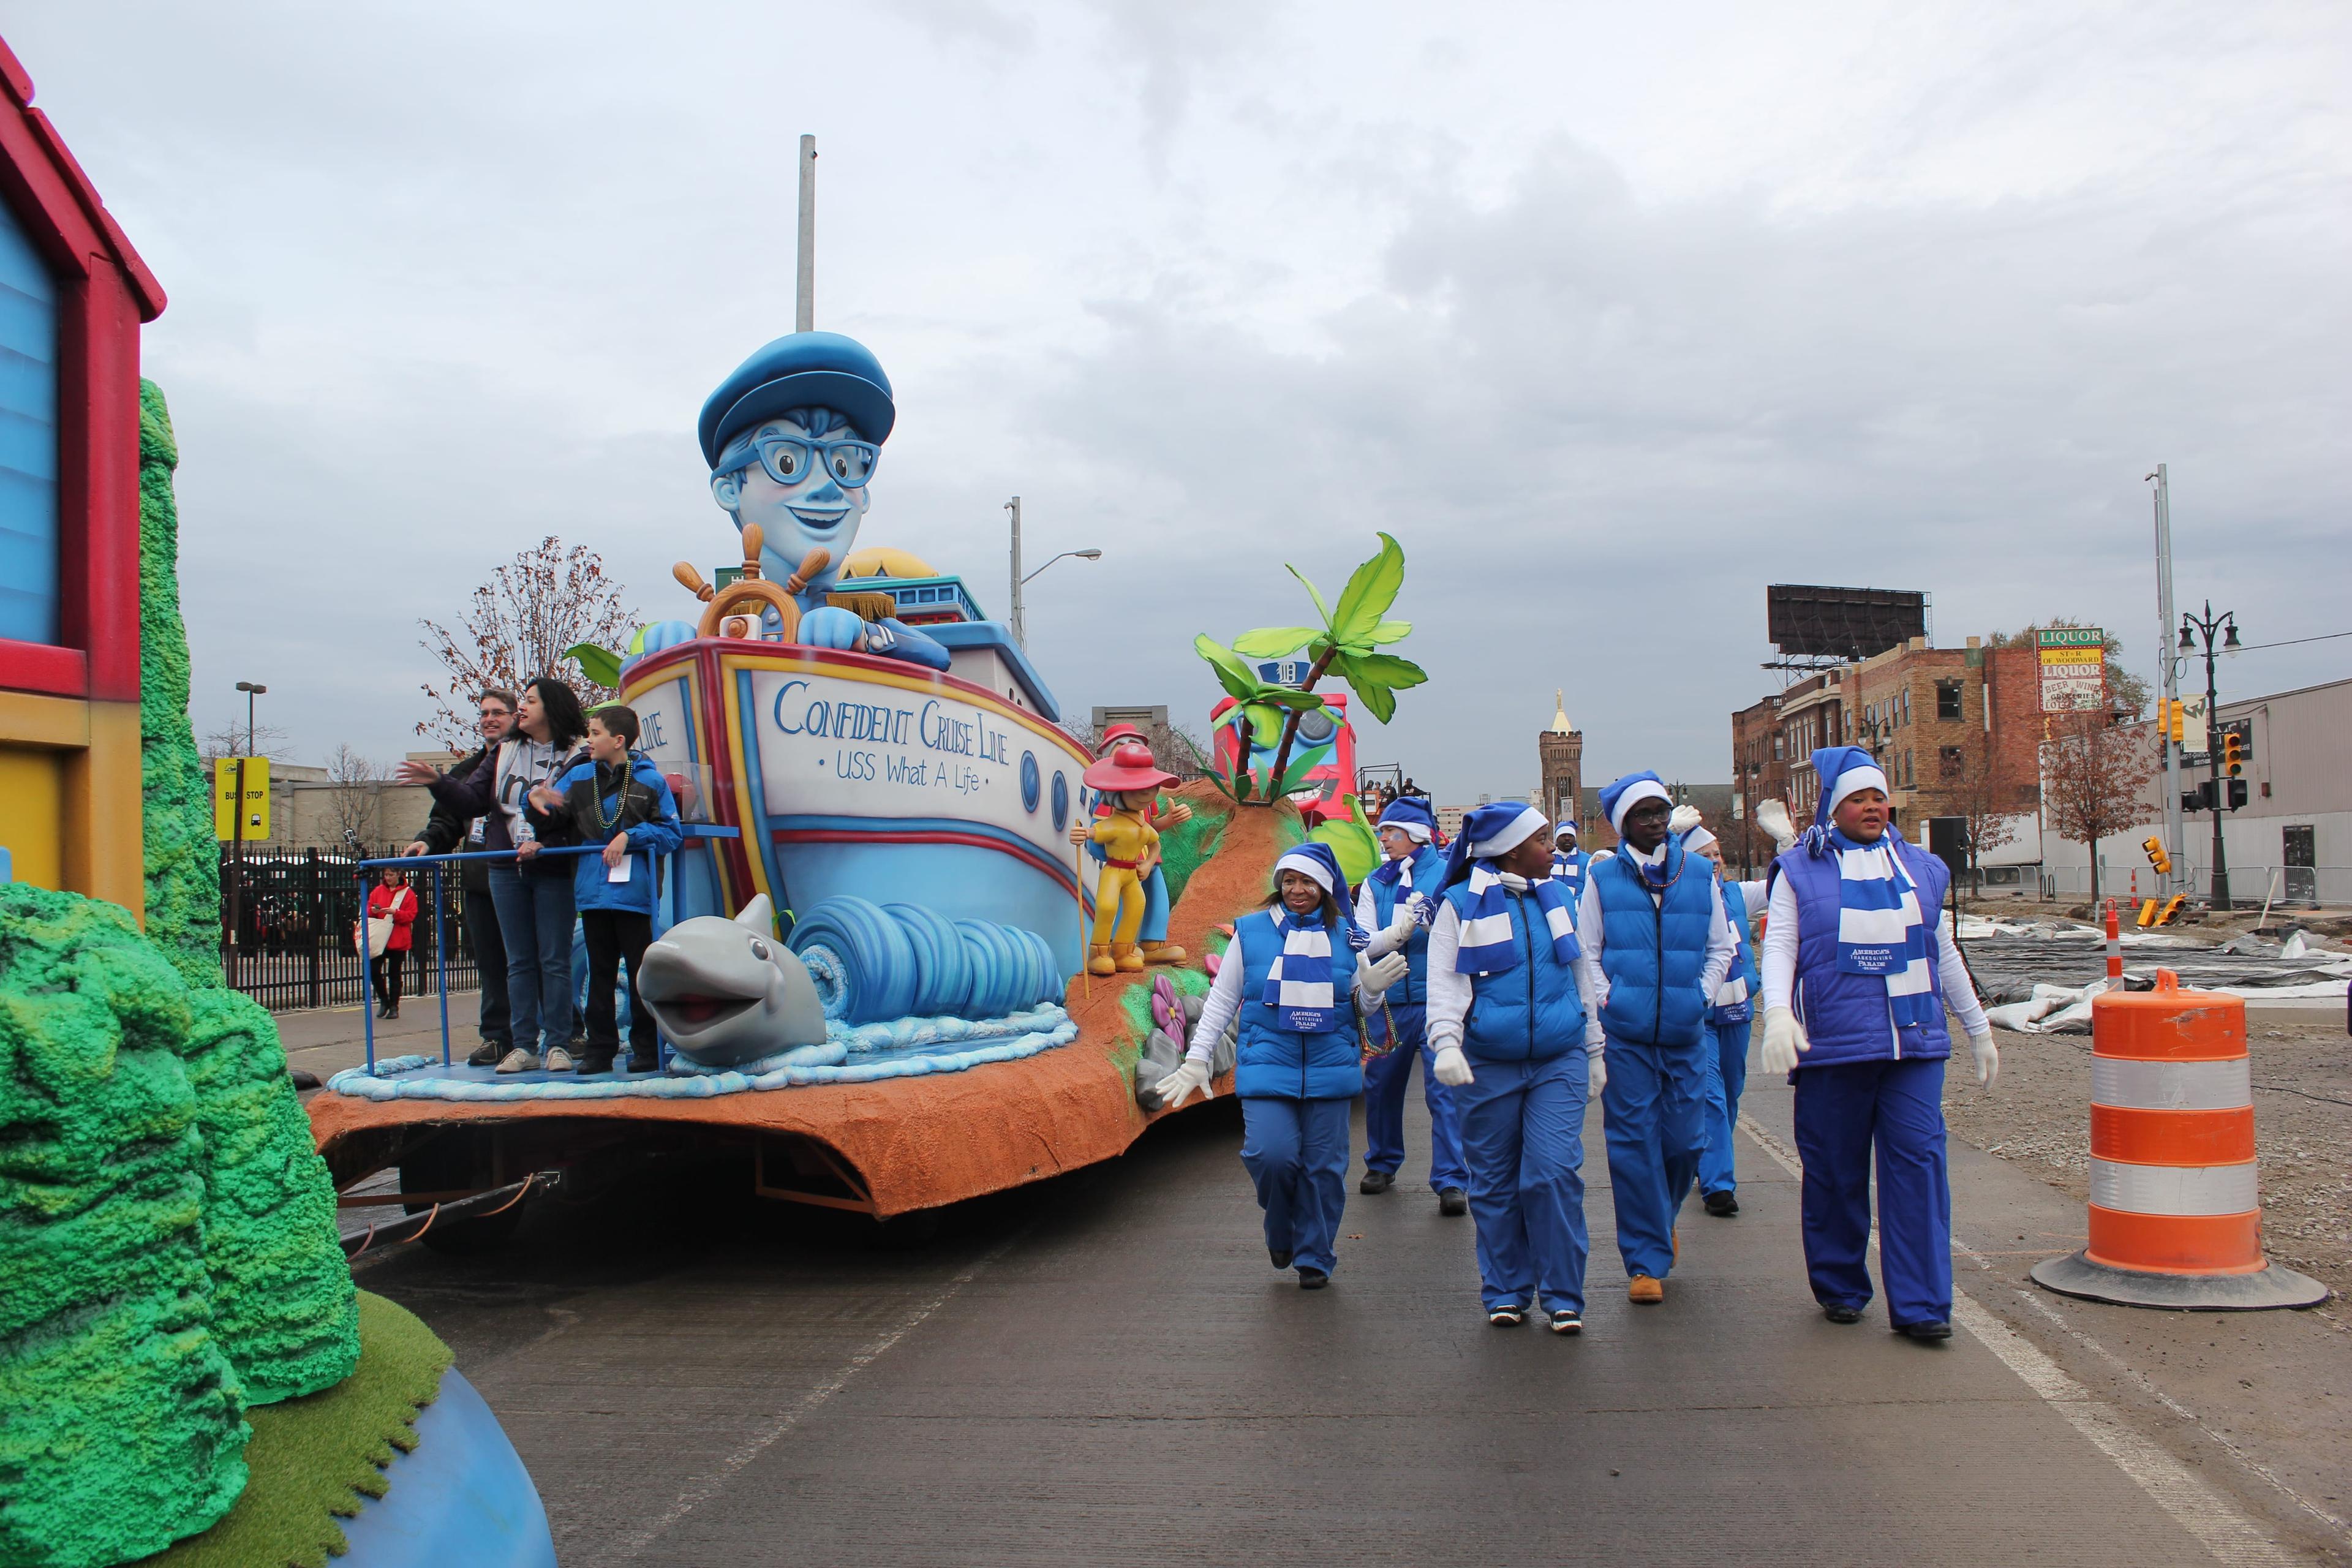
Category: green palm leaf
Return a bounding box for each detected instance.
[1194,634,1262,701]
[1232,625,1321,658]
[1330,532,1406,645]
[1286,562,1335,630]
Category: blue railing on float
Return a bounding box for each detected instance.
[350,823,740,1073]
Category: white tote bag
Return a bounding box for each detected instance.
[356,914,393,959]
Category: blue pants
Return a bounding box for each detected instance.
[487,864,577,1057]
[1698,1016,1751,1197]
[1602,1034,1709,1279]
[1360,1004,1469,1190]
[1239,1095,1352,1275]
[1793,1057,1954,1327]
[1454,1052,1590,1314]
[1140,864,1171,945]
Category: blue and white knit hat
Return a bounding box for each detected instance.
[1376,796,1438,844]
[1441,802,1548,889]
[1809,745,1890,829]
[1599,771,1672,834]
[1273,841,1347,898]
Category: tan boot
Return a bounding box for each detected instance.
[1114,943,1147,973]
[1087,943,1117,977]
[1628,1275,1665,1305]
[1140,941,1189,964]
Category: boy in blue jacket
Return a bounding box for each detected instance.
[534,704,683,1073]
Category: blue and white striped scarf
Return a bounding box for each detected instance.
[1454,862,1580,975]
[1261,910,1360,1032]
[1819,826,1936,1027]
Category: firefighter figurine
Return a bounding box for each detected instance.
[1082,741,1180,976]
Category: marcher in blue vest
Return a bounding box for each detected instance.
[1158,843,1407,1289]
[1550,819,1589,906]
[1578,772,1736,1305]
[1425,804,1600,1333]
[1352,797,1471,1214]
[1760,747,1998,1340]
[1668,809,1765,1217]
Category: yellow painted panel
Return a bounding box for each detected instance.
[0,744,66,890]
[61,701,144,922]
[0,690,92,748]
[213,755,271,840]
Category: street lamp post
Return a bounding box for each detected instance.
[1003,497,1101,647]
[227,680,266,990]
[235,680,266,756]
[2177,601,2241,910]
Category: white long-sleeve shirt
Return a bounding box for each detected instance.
[1421,884,1605,1058]
[1758,874,1990,1039]
[1184,926,1393,1065]
[1574,846,1738,1043]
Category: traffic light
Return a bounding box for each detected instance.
[2228,778,2248,811]
[2167,699,2186,744]
[2223,729,2244,777]
[2141,835,2172,876]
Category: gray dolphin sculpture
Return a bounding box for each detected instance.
[636,895,829,1067]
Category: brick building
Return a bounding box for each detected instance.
[1730,636,2046,881]
[1537,690,1583,834]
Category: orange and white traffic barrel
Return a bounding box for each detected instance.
[2032,970,2328,1309]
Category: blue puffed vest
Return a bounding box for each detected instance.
[1551,846,1588,905]
[1438,881,1587,1064]
[1711,871,1759,1027]
[1366,844,1446,1004]
[1771,842,1953,1067]
[1591,842,1713,1047]
[1232,909,1365,1101]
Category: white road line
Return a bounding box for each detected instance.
[1737,1114,2309,1568]
[612,1230,1022,1561]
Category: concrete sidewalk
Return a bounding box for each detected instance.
[277,990,485,1082]
[353,1054,2346,1566]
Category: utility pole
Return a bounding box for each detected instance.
[1005,496,1023,646]
[237,679,266,757]
[2149,466,2182,891]
[2179,600,2241,910]
[796,134,816,333]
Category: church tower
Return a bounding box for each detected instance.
[1537,690,1582,832]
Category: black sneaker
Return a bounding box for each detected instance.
[575,1054,616,1075]
[1297,1268,1329,1290]
[1703,1189,1740,1217]
[467,1040,505,1068]
[1823,1305,1864,1324]
[626,1053,659,1074]
[1548,1310,1583,1335]
[1488,1305,1526,1327]
[1438,1186,1468,1216]
[1360,1169,1395,1195]
[1270,1248,1293,1270]
[1896,1318,1953,1341]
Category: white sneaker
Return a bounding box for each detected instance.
[496,1047,541,1074]
[543,1046,575,1072]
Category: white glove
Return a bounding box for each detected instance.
[1384,900,1419,946]
[1668,804,1703,837]
[1760,1006,1809,1074]
[1755,799,1796,852]
[1153,1058,1212,1109]
[1432,1046,1475,1087]
[1360,951,1409,996]
[1587,1050,1607,1099]
[1967,1030,1999,1091]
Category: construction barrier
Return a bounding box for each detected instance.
[2103,899,2122,980]
[2031,970,2329,1310]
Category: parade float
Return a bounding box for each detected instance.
[0,30,557,1558]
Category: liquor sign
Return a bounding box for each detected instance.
[2036,628,2106,712]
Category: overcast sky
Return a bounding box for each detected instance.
[15,2,2349,801]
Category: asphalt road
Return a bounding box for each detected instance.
[352,1058,2349,1567]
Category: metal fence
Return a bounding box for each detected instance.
[2031,864,2350,908]
[219,846,485,1012]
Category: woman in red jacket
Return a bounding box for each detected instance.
[367,865,419,1019]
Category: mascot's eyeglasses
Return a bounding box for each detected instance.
[747,434,880,489]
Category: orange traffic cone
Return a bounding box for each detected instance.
[2032,970,2328,1310]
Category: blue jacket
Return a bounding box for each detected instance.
[1231,908,1364,1101]
[1365,844,1446,1005]
[1710,870,1759,1027]
[1439,881,1586,1064]
[1771,842,1952,1066]
[552,752,684,914]
[1550,846,1588,906]
[1590,842,1713,1047]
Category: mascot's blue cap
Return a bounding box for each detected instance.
[698,331,896,468]
[1376,797,1438,840]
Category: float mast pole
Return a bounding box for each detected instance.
[2151,464,2182,891]
[796,134,816,333]
[1006,496,1025,646]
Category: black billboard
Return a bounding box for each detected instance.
[1766,584,1928,660]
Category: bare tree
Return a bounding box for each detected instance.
[324,744,386,848]
[416,536,636,748]
[1948,750,2021,906]
[2041,710,2159,906]
[199,720,290,763]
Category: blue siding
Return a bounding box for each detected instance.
[0,194,56,646]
